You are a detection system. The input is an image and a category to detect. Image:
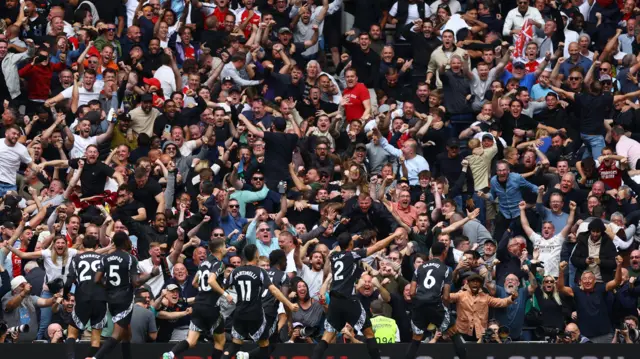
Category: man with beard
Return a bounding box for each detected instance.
[521,200,576,276]
[449,273,517,341]
[0,125,41,196]
[112,184,147,222]
[141,38,164,78]
[402,19,441,89]
[558,256,623,342]
[295,240,324,299]
[628,249,640,277]
[493,267,538,341]
[129,94,162,138]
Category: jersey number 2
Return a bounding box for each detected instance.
[333,261,344,281]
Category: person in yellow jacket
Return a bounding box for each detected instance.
[369,299,399,344]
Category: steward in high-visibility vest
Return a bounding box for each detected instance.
[370,300,399,343]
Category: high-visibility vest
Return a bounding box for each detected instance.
[371,315,398,344]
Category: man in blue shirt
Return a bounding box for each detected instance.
[477,160,538,242]
[558,42,592,81]
[493,265,537,340]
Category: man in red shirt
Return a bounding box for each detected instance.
[18,48,66,105]
[196,0,233,30]
[235,0,261,39]
[598,147,623,189]
[342,68,371,122]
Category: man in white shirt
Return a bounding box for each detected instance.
[520,200,576,277]
[278,231,298,278]
[45,69,104,108]
[503,0,544,41]
[65,111,115,159]
[295,239,325,300]
[138,238,185,298]
[0,125,39,196]
[376,128,430,185]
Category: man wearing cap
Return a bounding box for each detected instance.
[130,286,157,343]
[1,275,60,342]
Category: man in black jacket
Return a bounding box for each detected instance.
[343,31,380,89]
[571,219,618,283]
[402,19,441,89]
[336,192,399,238]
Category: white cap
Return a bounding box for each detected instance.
[11,276,27,291]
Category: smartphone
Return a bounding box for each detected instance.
[107,108,117,123]
[164,124,172,133]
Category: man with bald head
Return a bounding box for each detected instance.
[562,323,591,343]
[629,250,640,277]
[544,172,587,213]
[167,262,197,300]
[558,42,592,82]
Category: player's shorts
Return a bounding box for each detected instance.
[410,303,450,336]
[324,293,371,333]
[265,313,278,338]
[231,313,270,342]
[71,300,108,331]
[189,304,225,335]
[108,299,134,327]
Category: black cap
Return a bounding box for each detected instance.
[446,138,459,148]
[466,273,484,283]
[84,110,101,123]
[2,221,15,229]
[398,177,410,185]
[229,86,241,93]
[278,27,292,34]
[141,93,153,102]
[355,143,367,151]
[272,117,286,131]
[222,76,233,83]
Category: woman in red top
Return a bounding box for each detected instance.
[342,68,371,122]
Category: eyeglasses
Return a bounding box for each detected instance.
[229,204,239,208]
[631,256,640,259]
[258,228,270,232]
[568,77,582,81]
[107,28,116,32]
[252,177,264,181]
[543,280,555,284]
[600,68,610,72]
[212,233,225,237]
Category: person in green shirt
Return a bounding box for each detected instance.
[369,300,399,344]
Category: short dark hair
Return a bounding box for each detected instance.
[243,244,259,262]
[431,241,446,256]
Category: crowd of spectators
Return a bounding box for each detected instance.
[2,0,640,349]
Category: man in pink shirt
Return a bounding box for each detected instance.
[612,125,640,169]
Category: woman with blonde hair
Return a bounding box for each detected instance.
[533,274,572,333]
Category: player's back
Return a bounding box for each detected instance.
[414,258,450,305]
[71,251,107,302]
[228,265,271,317]
[329,248,367,298]
[194,255,225,307]
[262,268,288,316]
[101,250,137,302]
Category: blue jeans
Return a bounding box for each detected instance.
[37,289,52,340]
[0,182,17,197]
[580,133,605,159]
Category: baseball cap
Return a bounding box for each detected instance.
[278,27,292,34]
[513,60,526,69]
[599,74,612,82]
[222,76,233,84]
[84,110,102,123]
[482,133,494,141]
[229,86,241,93]
[143,77,161,88]
[11,276,27,291]
[378,104,390,114]
[273,117,287,131]
[446,138,459,148]
[141,93,153,102]
[292,322,304,328]
[166,284,179,291]
[355,143,367,152]
[2,221,15,229]
[398,177,410,185]
[484,238,497,245]
[162,140,178,151]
